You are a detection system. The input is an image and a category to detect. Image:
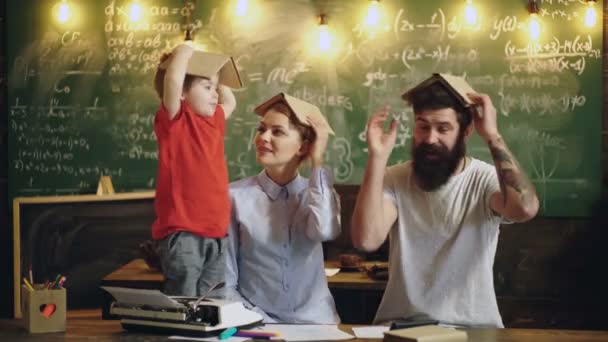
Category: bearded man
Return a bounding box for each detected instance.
[351,79,539,328]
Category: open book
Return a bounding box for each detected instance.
[159,50,243,89]
[401,73,477,108]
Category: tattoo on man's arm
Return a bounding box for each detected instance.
[489,138,537,209]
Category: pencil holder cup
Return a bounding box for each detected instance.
[21,285,66,333]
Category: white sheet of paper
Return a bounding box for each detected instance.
[325,268,340,277]
[258,324,353,341]
[169,325,353,341]
[101,286,182,309]
[169,336,249,341]
[352,326,390,338]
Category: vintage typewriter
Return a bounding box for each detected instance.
[102,286,263,336]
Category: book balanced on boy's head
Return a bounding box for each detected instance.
[159,49,243,89]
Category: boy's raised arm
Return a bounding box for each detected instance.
[218,85,236,119]
[163,44,194,119]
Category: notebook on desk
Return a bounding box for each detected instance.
[383,325,467,342]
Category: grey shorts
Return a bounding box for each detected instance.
[157,231,227,297]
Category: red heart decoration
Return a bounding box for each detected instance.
[39,304,56,318]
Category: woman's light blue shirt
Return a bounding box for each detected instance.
[224,167,341,323]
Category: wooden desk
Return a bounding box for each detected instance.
[1,309,607,341]
[101,258,387,323]
[102,258,387,289]
[102,258,164,289]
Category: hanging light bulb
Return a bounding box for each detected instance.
[318,15,332,52]
[529,14,540,40]
[584,0,597,27]
[464,0,478,26]
[365,0,380,27]
[527,0,541,41]
[56,0,71,23]
[129,1,143,22]
[235,0,249,17]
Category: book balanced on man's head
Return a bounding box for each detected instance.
[401,73,477,109]
[383,325,468,342]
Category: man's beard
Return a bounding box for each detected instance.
[412,132,466,192]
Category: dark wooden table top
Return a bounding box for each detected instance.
[1,309,607,341]
[103,258,388,290]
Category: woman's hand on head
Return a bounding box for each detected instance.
[307,116,330,168]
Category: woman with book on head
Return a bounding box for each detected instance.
[222,93,341,323]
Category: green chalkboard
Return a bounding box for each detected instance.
[8,0,603,216]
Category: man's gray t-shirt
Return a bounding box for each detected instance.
[375,158,504,328]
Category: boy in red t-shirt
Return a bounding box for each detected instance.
[151,43,242,296]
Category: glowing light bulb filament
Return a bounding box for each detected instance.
[319,24,331,51]
[585,2,597,27]
[57,1,71,23]
[130,2,143,22]
[464,0,477,26]
[529,13,540,40]
[235,0,248,17]
[366,1,380,27]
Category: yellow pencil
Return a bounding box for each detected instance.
[22,277,35,291]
